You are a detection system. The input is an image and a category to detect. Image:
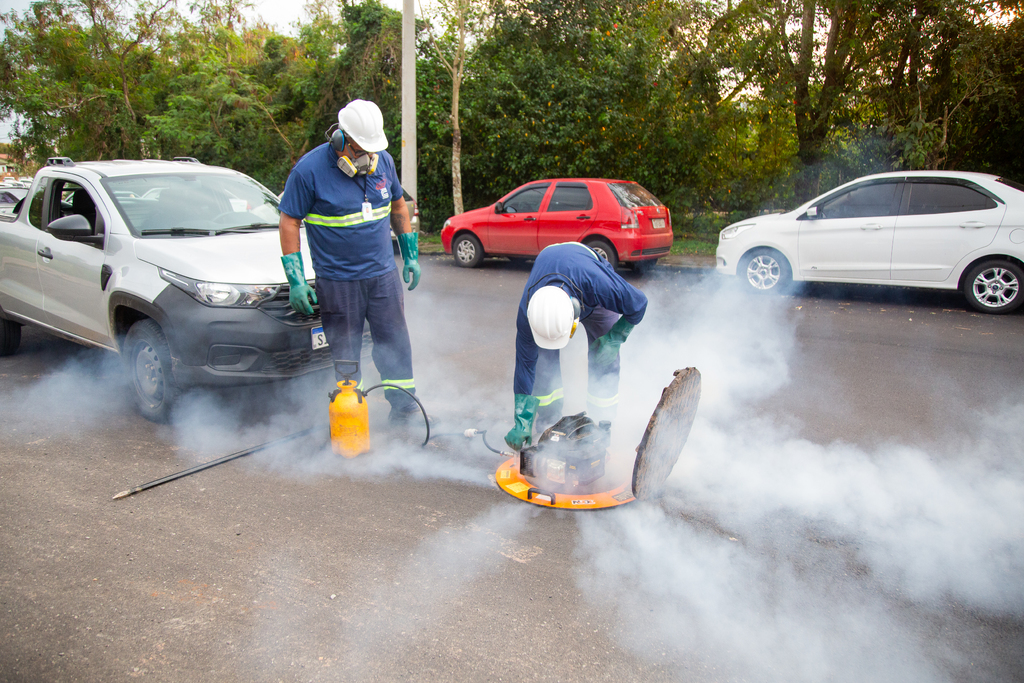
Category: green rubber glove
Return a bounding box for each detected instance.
[281,252,317,316]
[396,232,421,291]
[505,393,540,451]
[590,317,635,367]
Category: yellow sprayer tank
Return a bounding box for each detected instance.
[329,379,369,458]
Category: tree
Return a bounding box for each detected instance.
[0,0,175,161]
[418,0,487,215]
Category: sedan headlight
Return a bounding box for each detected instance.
[719,222,757,240]
[159,268,279,307]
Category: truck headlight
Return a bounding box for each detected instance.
[720,223,756,241]
[159,268,279,307]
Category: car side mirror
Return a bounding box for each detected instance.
[805,206,818,219]
[495,201,504,214]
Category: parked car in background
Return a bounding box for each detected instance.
[440,178,672,270]
[716,171,1024,314]
[0,157,331,422]
[0,187,28,215]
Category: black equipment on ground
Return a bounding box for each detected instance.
[519,412,611,494]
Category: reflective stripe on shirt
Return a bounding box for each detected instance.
[306,204,392,229]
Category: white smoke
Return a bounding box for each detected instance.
[570,272,1024,682]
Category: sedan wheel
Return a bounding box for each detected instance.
[741,248,791,293]
[453,233,484,268]
[963,260,1024,314]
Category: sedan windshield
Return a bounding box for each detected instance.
[102,173,280,237]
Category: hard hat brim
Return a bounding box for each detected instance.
[532,328,571,350]
[358,133,388,153]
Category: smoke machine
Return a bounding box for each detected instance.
[496,367,702,509]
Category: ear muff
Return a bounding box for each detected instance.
[328,125,346,154]
[568,296,581,338]
[328,125,356,176]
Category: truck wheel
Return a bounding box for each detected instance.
[0,318,22,356]
[583,238,619,269]
[453,233,484,268]
[123,319,178,423]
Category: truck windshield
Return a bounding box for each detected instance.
[102,173,281,236]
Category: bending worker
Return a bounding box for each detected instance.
[505,242,648,450]
[278,99,422,423]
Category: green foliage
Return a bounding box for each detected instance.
[1,0,1022,232]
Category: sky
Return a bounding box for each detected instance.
[0,0,409,143]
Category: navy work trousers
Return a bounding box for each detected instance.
[316,269,416,412]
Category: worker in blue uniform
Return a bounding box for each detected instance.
[278,99,422,422]
[505,242,648,450]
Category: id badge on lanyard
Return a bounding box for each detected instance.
[361,201,373,222]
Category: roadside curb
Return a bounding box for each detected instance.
[420,248,716,270]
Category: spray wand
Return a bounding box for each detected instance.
[112,426,318,500]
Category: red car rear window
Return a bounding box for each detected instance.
[608,182,662,208]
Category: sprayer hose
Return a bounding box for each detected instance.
[361,384,430,447]
[479,430,506,455]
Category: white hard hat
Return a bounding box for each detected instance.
[527,286,578,349]
[338,100,388,152]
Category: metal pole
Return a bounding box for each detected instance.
[112,426,319,500]
[401,0,417,202]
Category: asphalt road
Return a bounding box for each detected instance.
[1,254,1022,682]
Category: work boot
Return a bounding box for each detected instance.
[388,403,430,425]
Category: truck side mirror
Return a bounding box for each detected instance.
[48,213,93,237]
[47,214,103,246]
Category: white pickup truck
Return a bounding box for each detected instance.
[0,157,330,421]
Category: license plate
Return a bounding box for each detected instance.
[311,326,329,349]
[652,218,666,229]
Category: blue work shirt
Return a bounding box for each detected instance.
[514,242,648,395]
[279,142,403,281]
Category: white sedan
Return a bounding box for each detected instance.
[715,171,1024,314]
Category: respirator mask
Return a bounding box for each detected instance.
[327,125,379,177]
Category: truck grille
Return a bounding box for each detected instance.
[259,285,321,326]
[261,346,334,374]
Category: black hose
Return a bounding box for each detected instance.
[479,430,507,455]
[361,383,430,446]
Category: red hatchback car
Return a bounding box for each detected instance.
[440,178,673,269]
